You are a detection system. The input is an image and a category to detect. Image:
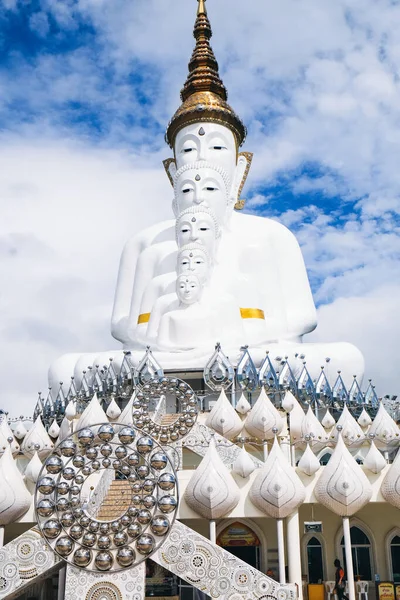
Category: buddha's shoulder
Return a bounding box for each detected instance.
[231,212,297,239]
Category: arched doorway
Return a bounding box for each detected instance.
[217,521,261,569]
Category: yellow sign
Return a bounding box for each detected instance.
[395,584,400,600]
[378,582,395,600]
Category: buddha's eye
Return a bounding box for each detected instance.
[181,259,189,265]
[182,188,191,194]
[195,260,202,264]
[206,186,216,191]
[199,227,209,232]
[182,147,195,153]
[212,145,225,150]
[181,227,189,233]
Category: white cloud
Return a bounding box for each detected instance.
[0,134,171,416]
[309,284,400,395]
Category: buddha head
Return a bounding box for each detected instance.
[176,274,202,305]
[163,1,252,220]
[173,162,231,224]
[175,206,220,254]
[177,243,211,285]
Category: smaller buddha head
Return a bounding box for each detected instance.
[176,274,202,305]
[175,206,220,255]
[177,243,211,285]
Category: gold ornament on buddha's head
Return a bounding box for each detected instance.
[165,0,246,150]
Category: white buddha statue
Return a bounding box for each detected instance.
[49,0,364,393]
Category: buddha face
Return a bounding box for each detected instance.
[174,167,228,224]
[177,245,210,284]
[176,274,202,305]
[175,123,237,184]
[176,210,217,255]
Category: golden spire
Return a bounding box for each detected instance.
[165,0,246,149]
[197,0,206,16]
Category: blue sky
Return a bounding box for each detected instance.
[0,0,400,415]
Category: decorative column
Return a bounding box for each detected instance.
[249,437,306,585]
[277,518,286,584]
[286,509,303,599]
[315,430,373,600]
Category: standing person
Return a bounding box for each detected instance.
[334,559,349,600]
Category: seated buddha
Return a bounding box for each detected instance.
[48,0,364,394]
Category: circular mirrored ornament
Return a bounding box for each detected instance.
[34,422,178,573]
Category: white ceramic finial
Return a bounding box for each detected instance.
[301,406,328,450]
[13,421,28,440]
[335,405,364,447]
[381,448,400,508]
[245,388,284,440]
[249,438,306,518]
[21,417,54,460]
[0,420,20,456]
[232,446,257,478]
[76,393,108,433]
[184,437,240,519]
[321,409,336,430]
[0,446,31,525]
[363,441,386,474]
[358,408,372,428]
[205,389,243,439]
[25,451,43,484]
[298,444,321,476]
[48,419,60,439]
[65,401,76,421]
[106,398,122,420]
[235,393,251,415]
[368,403,400,451]
[315,433,372,516]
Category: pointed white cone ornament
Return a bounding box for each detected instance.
[363,441,386,474]
[298,444,321,476]
[0,420,20,456]
[76,393,108,433]
[301,406,328,449]
[25,451,43,484]
[232,446,257,478]
[358,408,372,428]
[0,446,31,525]
[235,393,251,415]
[117,393,135,425]
[48,419,60,439]
[368,403,400,451]
[249,437,306,518]
[381,447,400,509]
[315,433,372,516]
[335,405,364,447]
[106,398,122,420]
[14,421,27,440]
[21,417,54,460]
[282,390,304,442]
[246,388,284,440]
[184,437,240,519]
[205,389,243,439]
[57,416,72,443]
[65,401,76,421]
[321,409,336,430]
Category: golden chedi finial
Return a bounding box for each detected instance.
[165,0,246,149]
[197,0,206,16]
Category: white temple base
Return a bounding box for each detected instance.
[48,340,364,399]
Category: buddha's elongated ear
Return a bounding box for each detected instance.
[233,152,253,210]
[163,158,177,186]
